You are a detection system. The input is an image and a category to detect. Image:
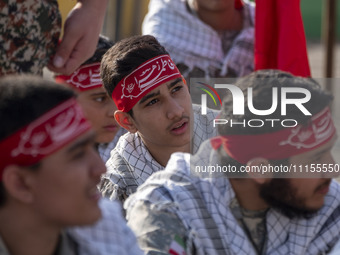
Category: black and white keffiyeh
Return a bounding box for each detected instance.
[98,128,127,163]
[100,104,219,201]
[68,199,143,255]
[143,0,255,78]
[125,140,340,255]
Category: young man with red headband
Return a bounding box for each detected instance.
[143,0,254,110]
[99,35,219,202]
[55,36,126,163]
[0,75,142,255]
[125,70,340,254]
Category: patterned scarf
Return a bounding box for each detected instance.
[126,140,340,255]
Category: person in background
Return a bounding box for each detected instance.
[99,35,219,202]
[0,75,142,255]
[125,70,340,254]
[0,0,107,76]
[143,0,254,80]
[55,35,126,163]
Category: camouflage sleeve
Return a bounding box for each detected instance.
[0,0,61,75]
[127,200,190,255]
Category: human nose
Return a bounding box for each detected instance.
[106,99,116,118]
[89,148,107,179]
[166,98,184,120]
[321,154,340,179]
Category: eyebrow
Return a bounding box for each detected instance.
[90,92,107,97]
[66,132,96,153]
[138,78,183,105]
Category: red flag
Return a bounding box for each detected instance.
[254,0,311,77]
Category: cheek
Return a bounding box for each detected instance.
[32,170,99,225]
[84,106,105,127]
[292,179,324,207]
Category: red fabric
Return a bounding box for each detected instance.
[0,99,92,176]
[211,107,335,164]
[254,0,311,77]
[112,55,182,112]
[55,63,103,91]
[234,0,244,10]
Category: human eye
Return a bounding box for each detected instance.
[146,98,159,106]
[172,85,183,94]
[93,96,106,103]
[70,148,86,160]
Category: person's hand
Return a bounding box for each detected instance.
[48,0,108,75]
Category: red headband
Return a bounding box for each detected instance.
[211,107,336,164]
[112,55,182,112]
[0,98,92,178]
[55,63,103,91]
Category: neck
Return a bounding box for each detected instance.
[144,140,191,167]
[0,204,61,255]
[194,4,243,31]
[229,178,269,211]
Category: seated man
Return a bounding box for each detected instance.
[143,0,254,80]
[99,35,219,201]
[125,70,340,254]
[0,75,142,255]
[55,35,126,163]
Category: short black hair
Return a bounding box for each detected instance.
[82,35,114,66]
[0,75,75,206]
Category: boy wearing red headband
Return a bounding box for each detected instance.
[99,35,219,201]
[143,0,255,110]
[0,75,142,255]
[125,70,340,254]
[55,36,126,163]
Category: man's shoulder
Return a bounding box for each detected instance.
[115,132,139,151]
[106,132,141,169]
[124,152,193,202]
[69,199,143,255]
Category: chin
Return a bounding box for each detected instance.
[96,135,116,144]
[79,208,102,226]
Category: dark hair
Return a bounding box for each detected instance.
[82,35,114,66]
[100,35,169,100]
[217,69,333,174]
[0,75,75,206]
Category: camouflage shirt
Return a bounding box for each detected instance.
[0,0,61,75]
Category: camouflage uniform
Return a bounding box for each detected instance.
[0,0,61,75]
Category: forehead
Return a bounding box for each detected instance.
[44,130,96,161]
[290,133,338,163]
[80,87,107,96]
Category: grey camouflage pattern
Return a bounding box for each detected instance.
[126,200,189,255]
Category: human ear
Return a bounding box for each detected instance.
[246,157,272,184]
[2,165,34,204]
[114,110,137,133]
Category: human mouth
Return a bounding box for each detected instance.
[316,180,331,195]
[103,125,118,132]
[170,119,188,135]
[88,186,101,202]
